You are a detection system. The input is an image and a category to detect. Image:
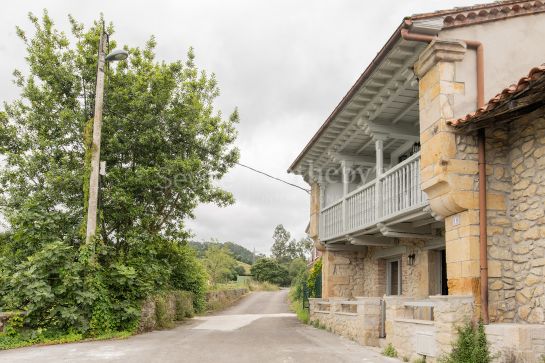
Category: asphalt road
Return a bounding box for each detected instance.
[0,290,395,363]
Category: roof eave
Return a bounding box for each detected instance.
[287,21,405,174]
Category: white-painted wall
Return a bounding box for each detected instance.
[439,13,545,118]
[324,182,343,207]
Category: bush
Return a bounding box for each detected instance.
[440,321,495,363]
[287,258,307,283]
[250,258,290,286]
[174,291,194,320]
[154,295,173,329]
[382,343,398,357]
[307,258,322,298]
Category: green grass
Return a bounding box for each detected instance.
[382,343,398,358]
[0,330,132,350]
[290,299,309,324]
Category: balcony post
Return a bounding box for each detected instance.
[374,133,388,218]
[317,174,325,239]
[341,160,353,232]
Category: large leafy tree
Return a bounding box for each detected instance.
[0,12,238,248]
[271,224,312,263]
[0,12,238,332]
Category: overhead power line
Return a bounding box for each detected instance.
[97,110,310,194]
[236,162,310,194]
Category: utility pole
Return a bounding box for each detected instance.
[85,30,107,244]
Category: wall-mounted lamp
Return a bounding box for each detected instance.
[408,253,416,266]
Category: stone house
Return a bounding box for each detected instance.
[287,1,545,361]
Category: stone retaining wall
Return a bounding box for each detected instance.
[139,288,248,333]
[138,291,194,333]
[309,297,382,347]
[206,288,248,310]
[384,295,474,362]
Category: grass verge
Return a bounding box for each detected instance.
[0,330,132,351]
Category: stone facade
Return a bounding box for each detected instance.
[322,238,441,299]
[486,112,545,324]
[322,250,366,298]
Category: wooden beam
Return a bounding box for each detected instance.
[412,218,437,228]
[355,138,374,154]
[330,152,391,166]
[370,73,416,121]
[378,223,432,235]
[381,231,436,239]
[360,121,419,141]
[392,98,418,124]
[348,235,397,246]
[326,243,368,252]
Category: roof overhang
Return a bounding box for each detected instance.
[449,64,545,131]
[288,0,545,177]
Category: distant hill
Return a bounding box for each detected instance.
[189,241,255,265]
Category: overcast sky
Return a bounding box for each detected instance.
[1,0,479,254]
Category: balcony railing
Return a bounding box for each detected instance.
[319,152,427,241]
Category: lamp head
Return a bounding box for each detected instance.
[105,49,128,62]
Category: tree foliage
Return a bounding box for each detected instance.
[250,258,289,286]
[271,224,312,263]
[202,245,237,285]
[0,12,237,334]
[189,240,254,265]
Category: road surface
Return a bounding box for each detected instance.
[0,289,395,362]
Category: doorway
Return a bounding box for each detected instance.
[386,258,402,296]
[429,248,448,295]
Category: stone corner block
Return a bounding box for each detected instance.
[414,39,467,78]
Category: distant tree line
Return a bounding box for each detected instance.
[189,240,257,265]
[251,224,312,287]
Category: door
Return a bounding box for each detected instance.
[386,258,402,295]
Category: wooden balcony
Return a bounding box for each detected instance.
[319,152,429,242]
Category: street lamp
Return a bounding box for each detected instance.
[85,30,128,244]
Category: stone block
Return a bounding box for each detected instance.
[330,276,350,285]
[488,260,502,278]
[421,132,457,168]
[461,260,480,278]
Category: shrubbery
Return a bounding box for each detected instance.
[440,321,495,363]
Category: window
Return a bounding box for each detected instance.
[386,258,402,295]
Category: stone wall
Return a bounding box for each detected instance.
[486,112,545,324]
[309,297,382,346]
[384,295,474,362]
[206,288,248,310]
[486,323,545,363]
[322,250,366,298]
[139,291,194,333]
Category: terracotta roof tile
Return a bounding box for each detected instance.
[448,64,545,127]
[411,0,545,28]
